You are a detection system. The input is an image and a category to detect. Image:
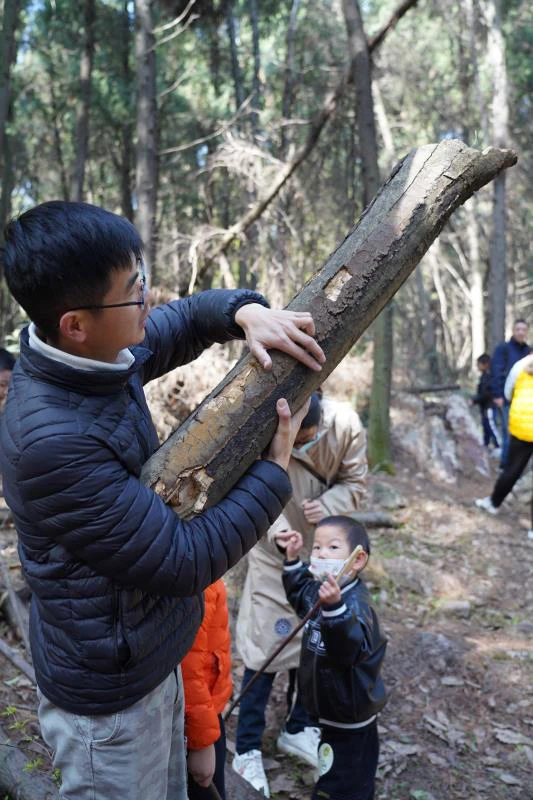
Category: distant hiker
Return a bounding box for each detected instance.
[182,579,232,799]
[491,319,530,468]
[470,353,499,451]
[282,516,387,800]
[233,392,367,797]
[0,200,324,800]
[476,353,533,539]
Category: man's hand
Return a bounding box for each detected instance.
[266,397,311,471]
[302,499,326,525]
[187,744,216,789]
[275,530,303,560]
[234,304,325,372]
[319,574,341,606]
[494,397,504,408]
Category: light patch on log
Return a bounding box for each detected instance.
[324,267,352,302]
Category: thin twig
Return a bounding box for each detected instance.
[0,555,30,653]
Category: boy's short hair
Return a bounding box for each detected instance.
[0,348,15,371]
[477,353,490,366]
[1,201,143,339]
[316,515,370,555]
[513,318,527,327]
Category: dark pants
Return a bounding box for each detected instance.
[235,667,311,754]
[188,715,226,800]
[481,408,499,448]
[312,722,379,800]
[491,435,533,525]
[495,403,511,467]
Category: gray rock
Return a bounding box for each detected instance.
[382,556,435,596]
[438,599,471,618]
[370,481,407,510]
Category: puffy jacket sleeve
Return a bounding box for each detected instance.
[182,584,221,750]
[320,411,367,515]
[16,437,291,596]
[141,290,268,384]
[320,600,370,668]
[282,560,319,618]
[491,342,508,399]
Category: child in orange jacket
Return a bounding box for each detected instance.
[182,578,232,799]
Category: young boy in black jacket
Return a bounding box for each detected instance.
[281,516,386,800]
[471,353,499,450]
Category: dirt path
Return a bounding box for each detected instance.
[226,461,533,800]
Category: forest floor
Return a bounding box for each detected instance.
[0,456,531,800]
[225,455,533,800]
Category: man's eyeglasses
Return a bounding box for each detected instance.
[65,262,148,312]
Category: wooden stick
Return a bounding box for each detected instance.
[0,638,35,684]
[0,555,30,653]
[223,546,363,721]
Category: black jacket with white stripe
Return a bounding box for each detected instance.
[282,559,387,728]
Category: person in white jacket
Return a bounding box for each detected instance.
[233,393,367,797]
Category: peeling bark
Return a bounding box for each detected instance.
[141,140,516,517]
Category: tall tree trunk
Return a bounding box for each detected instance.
[141,142,516,515]
[135,0,159,280]
[120,0,134,221]
[248,0,261,138]
[0,0,23,227]
[342,0,394,471]
[280,0,301,154]
[224,0,244,113]
[415,263,441,382]
[467,198,485,364]
[484,0,509,349]
[71,0,96,202]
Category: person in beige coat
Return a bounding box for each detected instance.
[233,393,367,797]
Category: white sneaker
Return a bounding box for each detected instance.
[475,496,498,515]
[232,750,270,797]
[277,726,320,767]
[527,529,533,541]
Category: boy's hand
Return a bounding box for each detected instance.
[234,304,326,372]
[319,574,342,606]
[266,397,311,471]
[276,530,304,560]
[187,744,216,788]
[302,498,326,525]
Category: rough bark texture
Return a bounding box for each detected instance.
[71,0,96,202]
[141,140,517,516]
[135,0,159,279]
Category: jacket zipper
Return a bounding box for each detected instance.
[113,587,126,685]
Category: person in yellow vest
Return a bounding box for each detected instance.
[476,353,533,538]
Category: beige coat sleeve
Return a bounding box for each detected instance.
[319,410,367,515]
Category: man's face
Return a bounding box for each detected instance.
[0,369,12,409]
[512,322,528,344]
[59,255,151,362]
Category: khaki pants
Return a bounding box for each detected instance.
[38,668,188,800]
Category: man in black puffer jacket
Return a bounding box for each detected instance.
[0,201,325,800]
[282,516,386,800]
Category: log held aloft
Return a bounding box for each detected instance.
[141,140,517,517]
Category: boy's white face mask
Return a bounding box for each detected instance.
[309,557,347,580]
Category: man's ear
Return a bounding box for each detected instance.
[58,311,89,343]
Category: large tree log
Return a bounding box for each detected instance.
[142,140,516,516]
[0,722,58,800]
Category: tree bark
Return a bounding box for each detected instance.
[120,0,134,221]
[0,0,23,227]
[343,0,394,471]
[135,0,159,280]
[280,0,301,154]
[141,140,516,516]
[71,0,96,202]
[484,0,509,349]
[248,0,261,138]
[224,0,244,113]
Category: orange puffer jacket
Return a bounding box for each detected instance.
[182,579,233,750]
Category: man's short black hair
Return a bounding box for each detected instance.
[316,515,370,555]
[477,353,490,366]
[513,318,528,327]
[1,201,143,339]
[0,348,15,371]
